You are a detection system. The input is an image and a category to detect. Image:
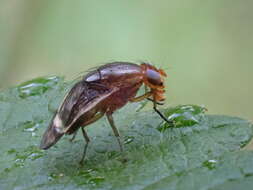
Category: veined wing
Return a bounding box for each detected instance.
[40,81,117,149]
[63,85,118,133]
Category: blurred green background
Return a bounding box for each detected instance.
[0,0,252,120]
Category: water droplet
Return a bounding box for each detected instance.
[20,120,42,134]
[28,152,43,161]
[14,158,25,168]
[87,176,105,185]
[13,145,44,168]
[48,173,64,181]
[17,76,61,99]
[106,151,120,159]
[202,159,218,170]
[77,169,94,177]
[124,136,135,144]
[76,169,105,186]
[157,105,207,132]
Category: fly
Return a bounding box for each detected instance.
[40,62,173,163]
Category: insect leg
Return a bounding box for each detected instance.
[147,98,164,105]
[129,91,152,102]
[70,131,78,142]
[144,86,164,105]
[153,101,174,126]
[106,113,123,152]
[80,127,90,164]
[83,112,104,126]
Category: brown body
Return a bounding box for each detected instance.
[84,62,143,114]
[40,62,167,154]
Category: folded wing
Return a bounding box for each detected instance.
[40,81,116,149]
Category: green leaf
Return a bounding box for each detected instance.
[143,151,253,190]
[0,76,253,190]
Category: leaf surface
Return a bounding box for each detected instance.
[0,77,252,190]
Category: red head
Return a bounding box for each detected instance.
[140,63,167,102]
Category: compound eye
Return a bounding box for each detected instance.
[146,69,162,86]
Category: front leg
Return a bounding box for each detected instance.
[129,91,152,102]
[153,100,174,126]
[147,98,164,105]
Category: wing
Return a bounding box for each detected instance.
[40,81,117,149]
[60,81,114,127]
[57,80,89,124]
[63,86,118,134]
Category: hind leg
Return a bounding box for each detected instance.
[79,127,90,164]
[78,113,104,164]
[69,131,78,142]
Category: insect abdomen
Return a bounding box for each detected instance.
[40,114,65,149]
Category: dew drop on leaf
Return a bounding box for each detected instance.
[157,104,207,132]
[17,76,60,99]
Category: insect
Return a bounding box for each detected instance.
[40,62,172,163]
